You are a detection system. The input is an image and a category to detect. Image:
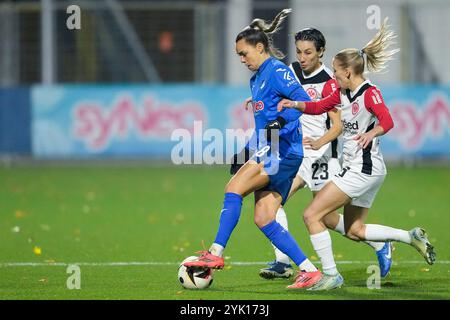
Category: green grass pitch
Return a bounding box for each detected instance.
[0,164,449,300]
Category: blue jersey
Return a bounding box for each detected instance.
[248,57,311,158]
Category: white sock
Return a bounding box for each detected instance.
[310,230,338,276]
[299,259,318,272]
[210,243,224,257]
[333,214,346,235]
[272,207,291,264]
[333,214,384,251]
[365,224,412,244]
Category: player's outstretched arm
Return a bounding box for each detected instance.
[278,89,341,115]
[277,98,306,112]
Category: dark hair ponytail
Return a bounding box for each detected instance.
[235,8,291,59]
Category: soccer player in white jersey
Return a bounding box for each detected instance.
[260,28,393,281]
[278,18,436,290]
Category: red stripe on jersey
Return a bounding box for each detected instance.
[364,87,394,133]
[304,89,341,115]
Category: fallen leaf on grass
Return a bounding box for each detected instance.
[33,246,42,255]
[15,210,26,219]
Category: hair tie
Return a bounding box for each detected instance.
[359,49,365,58]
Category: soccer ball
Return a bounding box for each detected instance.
[178,256,214,289]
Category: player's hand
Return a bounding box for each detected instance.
[230,148,250,175]
[244,97,253,111]
[303,137,322,150]
[277,99,296,112]
[265,117,286,142]
[354,132,375,149]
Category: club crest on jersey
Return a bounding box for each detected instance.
[352,102,360,115]
[306,87,319,100]
[253,101,264,112]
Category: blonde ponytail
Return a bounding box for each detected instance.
[334,17,399,75]
[362,17,400,73]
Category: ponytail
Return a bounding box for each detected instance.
[334,17,399,74]
[236,8,291,60]
[362,17,400,73]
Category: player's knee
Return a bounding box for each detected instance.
[254,199,278,227]
[254,212,271,228]
[303,208,317,227]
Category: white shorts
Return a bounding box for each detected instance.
[298,156,341,192]
[331,167,385,208]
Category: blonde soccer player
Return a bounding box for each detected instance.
[278,19,436,290]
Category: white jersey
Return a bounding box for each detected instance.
[338,80,387,176]
[289,62,339,160]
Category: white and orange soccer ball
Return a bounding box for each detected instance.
[178,256,214,289]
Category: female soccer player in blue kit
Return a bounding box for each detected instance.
[184,8,322,288]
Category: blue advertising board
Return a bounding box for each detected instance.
[31,84,450,160]
[380,86,450,159]
[31,85,253,160]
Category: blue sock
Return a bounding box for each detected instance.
[213,193,243,248]
[260,220,307,266]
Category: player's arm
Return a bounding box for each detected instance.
[263,68,310,141]
[354,87,394,149]
[304,108,342,150]
[303,79,341,150]
[277,88,341,114]
[277,85,311,123]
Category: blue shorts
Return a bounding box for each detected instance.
[252,146,303,205]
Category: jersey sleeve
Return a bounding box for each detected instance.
[364,86,394,133]
[272,66,311,123]
[321,78,338,98]
[304,89,341,115]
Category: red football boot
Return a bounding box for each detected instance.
[287,270,323,289]
[183,251,225,269]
